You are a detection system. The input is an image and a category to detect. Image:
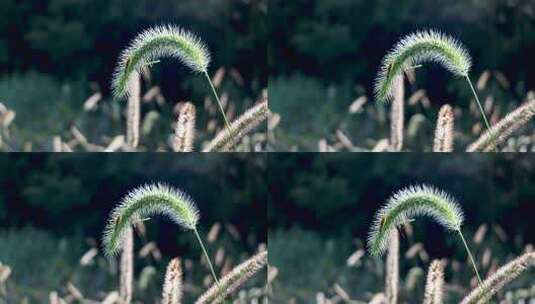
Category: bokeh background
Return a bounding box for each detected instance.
[268,0,535,151]
[0,153,267,302]
[0,0,267,151]
[268,153,535,302]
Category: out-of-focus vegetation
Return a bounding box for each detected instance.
[267,153,535,302]
[0,153,267,302]
[0,0,267,151]
[268,0,535,151]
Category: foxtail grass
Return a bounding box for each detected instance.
[173,102,196,152]
[111,25,231,137]
[390,75,404,151]
[423,260,445,304]
[460,251,535,304]
[375,30,492,145]
[433,104,454,152]
[367,185,482,285]
[102,183,221,291]
[195,250,267,304]
[203,100,268,152]
[467,99,535,152]
[162,258,183,304]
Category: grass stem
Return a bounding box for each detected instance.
[194,228,220,286]
[204,71,232,134]
[465,75,496,151]
[458,229,483,285]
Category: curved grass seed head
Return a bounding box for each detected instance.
[112,25,211,99]
[375,30,472,102]
[368,185,464,256]
[103,183,199,256]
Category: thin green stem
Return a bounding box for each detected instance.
[465,75,496,151]
[194,228,231,303]
[458,229,483,286]
[204,71,232,133]
[194,228,220,285]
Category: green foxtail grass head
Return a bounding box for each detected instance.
[368,185,464,256]
[112,25,210,99]
[375,30,471,102]
[103,183,199,256]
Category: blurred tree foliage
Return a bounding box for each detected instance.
[0,0,267,89]
[0,0,267,150]
[0,154,267,252]
[268,0,535,150]
[270,0,535,85]
[268,153,535,244]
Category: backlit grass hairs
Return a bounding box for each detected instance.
[423,259,445,304]
[467,99,535,152]
[460,251,535,304]
[103,183,199,256]
[195,250,268,304]
[203,99,269,152]
[375,30,493,146]
[433,104,454,152]
[367,185,483,285]
[173,102,196,152]
[162,257,183,304]
[112,25,231,134]
[102,183,220,288]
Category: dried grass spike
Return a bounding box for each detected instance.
[368,185,464,256]
[194,250,268,304]
[103,183,199,256]
[173,102,196,152]
[120,227,133,304]
[385,230,399,304]
[112,25,210,99]
[390,75,405,151]
[423,259,445,304]
[433,104,454,152]
[460,252,535,304]
[162,258,183,304]
[467,99,535,152]
[126,72,141,149]
[375,30,471,102]
[203,100,268,152]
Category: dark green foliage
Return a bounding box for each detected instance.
[268,153,535,303]
[269,0,535,150]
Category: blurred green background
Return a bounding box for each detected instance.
[268,153,535,302]
[0,153,267,302]
[0,0,267,151]
[268,0,535,151]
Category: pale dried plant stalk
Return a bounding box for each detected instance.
[423,260,445,304]
[173,102,196,152]
[385,230,399,304]
[162,258,183,304]
[467,99,535,152]
[120,227,133,304]
[460,251,535,304]
[433,104,454,152]
[203,100,268,152]
[195,250,267,304]
[390,75,404,152]
[126,72,141,149]
[369,293,388,304]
